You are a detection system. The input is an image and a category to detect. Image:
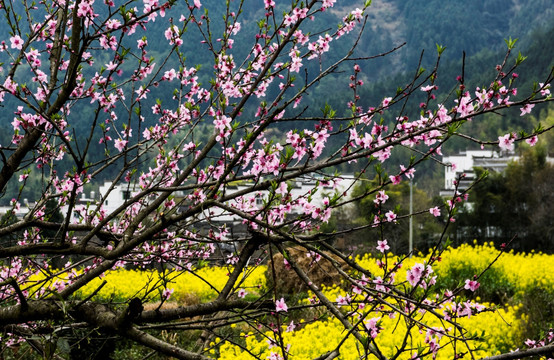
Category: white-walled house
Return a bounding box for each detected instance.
[1,175,356,238]
[194,174,357,224]
[440,150,521,197]
[0,203,31,220]
[98,181,138,215]
[440,149,554,197]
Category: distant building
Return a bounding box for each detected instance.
[98,181,140,215]
[440,150,519,197]
[1,175,355,239]
[59,191,96,223]
[441,149,554,198]
[0,204,30,220]
[189,174,356,237]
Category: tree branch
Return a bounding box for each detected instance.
[479,344,554,360]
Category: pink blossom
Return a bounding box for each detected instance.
[77,1,94,17]
[162,288,174,299]
[364,317,381,339]
[464,279,480,292]
[293,30,309,45]
[226,254,239,265]
[374,190,389,205]
[336,294,351,306]
[350,8,364,21]
[105,19,121,30]
[429,207,441,217]
[385,211,397,223]
[105,61,118,71]
[498,133,514,151]
[400,165,415,179]
[137,38,148,49]
[293,96,302,108]
[165,25,182,45]
[321,0,336,9]
[389,175,401,185]
[286,320,296,332]
[455,92,474,117]
[99,35,117,50]
[525,135,538,146]
[275,297,288,312]
[10,35,24,50]
[407,269,420,287]
[407,263,431,288]
[373,276,387,293]
[539,83,551,97]
[162,68,178,81]
[114,138,128,152]
[520,103,535,116]
[238,289,247,298]
[12,118,22,131]
[283,258,291,270]
[3,77,17,94]
[267,352,284,360]
[376,240,390,253]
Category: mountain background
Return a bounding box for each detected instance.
[0,0,553,203]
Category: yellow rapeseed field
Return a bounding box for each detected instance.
[217,243,553,359]
[24,243,553,359]
[356,241,554,293]
[28,265,267,303]
[217,304,525,359]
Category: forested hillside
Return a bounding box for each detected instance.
[0,0,552,203]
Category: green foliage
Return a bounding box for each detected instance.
[436,264,515,304]
[455,146,554,252]
[518,287,554,342]
[504,37,518,50]
[349,176,443,254]
[0,210,19,247]
[1,2,553,201]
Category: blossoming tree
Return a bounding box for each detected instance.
[0,0,552,359]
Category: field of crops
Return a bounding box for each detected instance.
[218,243,554,359]
[26,243,554,359]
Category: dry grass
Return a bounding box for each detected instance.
[142,292,201,311]
[267,247,347,294]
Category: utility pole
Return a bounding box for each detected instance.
[409,178,413,257]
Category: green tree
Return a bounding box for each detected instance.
[0,210,19,248]
[456,146,554,252]
[350,177,443,254]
